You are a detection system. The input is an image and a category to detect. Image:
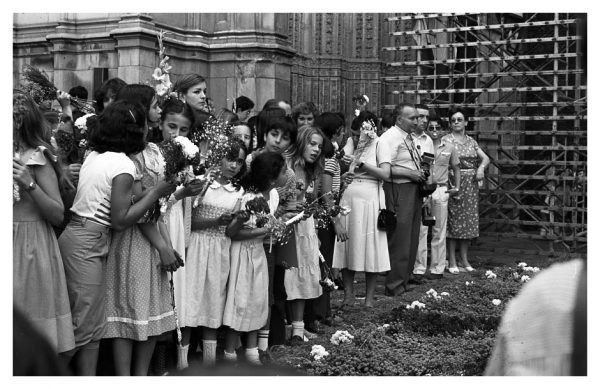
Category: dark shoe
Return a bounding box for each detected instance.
[384,287,405,296]
[333,277,345,290]
[288,335,304,346]
[426,273,443,280]
[408,274,426,285]
[305,320,324,334]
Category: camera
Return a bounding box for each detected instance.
[420,151,435,179]
[422,204,436,227]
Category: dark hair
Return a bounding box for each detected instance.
[262,99,280,111]
[414,103,429,111]
[448,106,470,122]
[173,73,206,95]
[351,110,378,133]
[93,78,127,113]
[392,102,416,123]
[116,84,156,117]
[223,139,248,188]
[315,112,344,139]
[235,95,254,112]
[265,115,297,146]
[292,102,319,124]
[240,152,286,193]
[256,108,287,148]
[214,108,239,125]
[380,110,395,129]
[88,100,146,155]
[160,96,195,124]
[68,85,88,100]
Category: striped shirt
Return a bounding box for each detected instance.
[323,158,341,193]
[70,151,136,226]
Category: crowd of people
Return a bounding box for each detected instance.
[13,72,492,376]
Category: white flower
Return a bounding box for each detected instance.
[465,281,473,286]
[354,109,360,117]
[74,113,95,133]
[512,272,520,280]
[517,262,528,268]
[152,68,165,81]
[426,288,437,296]
[440,292,450,296]
[531,267,540,273]
[520,275,531,283]
[377,324,390,331]
[330,330,354,345]
[405,300,426,310]
[173,136,199,159]
[485,270,497,279]
[339,206,351,216]
[492,299,501,306]
[310,345,329,361]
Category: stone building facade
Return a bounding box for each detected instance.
[13,12,412,120]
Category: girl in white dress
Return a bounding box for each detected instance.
[176,140,247,368]
[223,152,288,364]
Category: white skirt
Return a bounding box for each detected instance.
[332,179,391,273]
[284,216,322,300]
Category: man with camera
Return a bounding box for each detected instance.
[378,103,427,296]
[410,104,436,284]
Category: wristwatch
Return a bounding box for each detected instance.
[358,161,365,169]
[25,181,37,192]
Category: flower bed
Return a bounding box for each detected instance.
[270,262,544,376]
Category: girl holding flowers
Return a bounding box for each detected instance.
[13,91,75,357]
[284,126,326,344]
[57,100,175,375]
[223,151,288,364]
[102,85,182,376]
[176,139,247,368]
[333,111,391,308]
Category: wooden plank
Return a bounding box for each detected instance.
[478,231,587,242]
[491,160,587,166]
[480,189,586,196]
[382,36,582,52]
[389,19,577,36]
[480,218,585,228]
[482,145,586,151]
[387,52,580,67]
[479,203,587,212]
[390,85,585,94]
[382,69,585,82]
[386,13,475,21]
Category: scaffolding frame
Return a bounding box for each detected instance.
[383,13,587,255]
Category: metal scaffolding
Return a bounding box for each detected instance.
[383,13,587,255]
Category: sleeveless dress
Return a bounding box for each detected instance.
[284,174,323,300]
[179,180,243,328]
[103,143,176,340]
[222,190,278,332]
[443,134,481,239]
[13,146,76,353]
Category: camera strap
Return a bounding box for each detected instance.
[376,141,397,210]
[404,135,422,171]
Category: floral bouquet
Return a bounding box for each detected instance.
[318,252,338,292]
[13,149,20,204]
[158,136,200,213]
[330,330,354,345]
[244,196,292,248]
[306,190,351,230]
[151,30,177,103]
[353,119,377,159]
[189,116,234,174]
[54,113,96,164]
[21,65,95,113]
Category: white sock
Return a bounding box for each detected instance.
[223,350,237,362]
[202,340,217,366]
[292,321,304,338]
[176,344,189,370]
[245,347,261,365]
[258,330,269,351]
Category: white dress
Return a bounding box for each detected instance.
[179,181,243,328]
[222,190,278,332]
[332,137,391,273]
[284,174,323,300]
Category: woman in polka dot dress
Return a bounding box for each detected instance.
[442,107,490,274]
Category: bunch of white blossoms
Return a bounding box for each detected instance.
[74,113,96,134]
[465,281,474,286]
[492,299,502,306]
[330,330,354,345]
[520,275,531,283]
[406,300,426,310]
[173,136,199,160]
[310,345,329,361]
[425,289,442,301]
[485,270,497,279]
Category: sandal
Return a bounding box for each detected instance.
[447,266,460,274]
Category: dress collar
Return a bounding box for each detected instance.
[209,179,237,192]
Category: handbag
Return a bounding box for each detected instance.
[419,182,437,197]
[377,155,397,232]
